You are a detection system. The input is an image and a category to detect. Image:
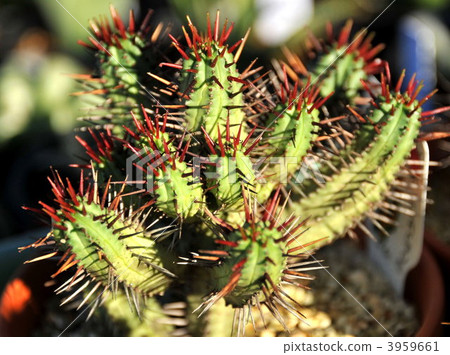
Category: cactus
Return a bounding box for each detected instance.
[22,7,449,337]
[281,20,384,102]
[286,71,428,250]
[73,6,172,135]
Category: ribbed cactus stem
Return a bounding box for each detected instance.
[289,78,423,250]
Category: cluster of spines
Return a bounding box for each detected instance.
[23,170,176,316]
[75,128,115,166]
[286,66,449,250]
[322,19,385,73]
[202,119,261,209]
[119,107,204,220]
[282,19,384,102]
[78,6,139,51]
[150,11,251,142]
[256,68,333,202]
[74,6,171,132]
[181,189,324,335]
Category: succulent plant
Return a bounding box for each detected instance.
[22,6,449,336]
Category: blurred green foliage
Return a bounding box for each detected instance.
[36,0,136,55]
[0,51,83,144]
[170,0,256,39]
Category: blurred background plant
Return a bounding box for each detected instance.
[0,0,449,325]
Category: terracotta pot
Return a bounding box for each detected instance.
[0,239,445,337]
[404,242,445,336]
[423,230,450,336]
[0,260,55,336]
[424,230,450,277]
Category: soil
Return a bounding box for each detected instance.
[247,239,419,337]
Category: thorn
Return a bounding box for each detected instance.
[206,12,212,41]
[77,39,94,50]
[223,21,234,43]
[326,21,334,43]
[171,40,190,60]
[346,105,366,123]
[181,25,192,48]
[362,43,385,61]
[219,18,229,46]
[393,69,405,93]
[384,61,391,85]
[419,131,450,141]
[360,79,376,100]
[214,10,220,42]
[128,9,135,34]
[234,28,250,63]
[227,76,248,85]
[406,73,417,97]
[228,38,242,54]
[217,126,225,157]
[148,72,172,86]
[408,81,424,107]
[201,127,217,155]
[211,75,224,89]
[25,252,58,264]
[109,5,126,38]
[338,19,353,47]
[159,62,183,70]
[421,106,450,118]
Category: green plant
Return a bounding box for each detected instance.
[22,7,448,336]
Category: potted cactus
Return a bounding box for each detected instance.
[1,6,448,337]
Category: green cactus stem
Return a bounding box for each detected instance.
[258,75,331,202]
[74,6,170,133]
[153,11,250,141]
[203,120,259,210]
[287,71,437,251]
[101,293,185,336]
[185,190,324,333]
[23,170,176,313]
[122,108,204,220]
[282,20,384,102]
